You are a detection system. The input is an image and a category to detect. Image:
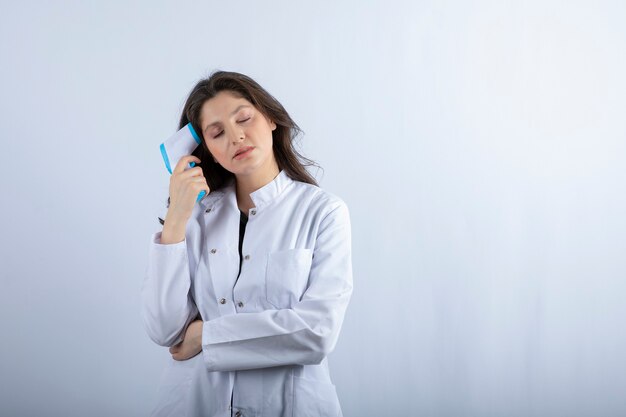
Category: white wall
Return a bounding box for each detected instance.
[1,1,625,416]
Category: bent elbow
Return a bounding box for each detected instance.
[300,332,338,365]
[146,328,182,347]
[318,334,339,360]
[140,309,184,347]
[300,348,326,366]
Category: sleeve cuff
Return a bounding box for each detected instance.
[201,321,215,370]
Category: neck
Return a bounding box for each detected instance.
[235,161,280,212]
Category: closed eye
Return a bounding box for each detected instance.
[213,118,251,138]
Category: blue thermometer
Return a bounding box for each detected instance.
[159,122,206,202]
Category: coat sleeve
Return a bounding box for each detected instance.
[201,201,353,372]
[140,231,199,347]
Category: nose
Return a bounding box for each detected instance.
[226,124,245,144]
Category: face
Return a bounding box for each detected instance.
[199,90,277,177]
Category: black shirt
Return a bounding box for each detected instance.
[236,209,248,279]
[231,209,248,413]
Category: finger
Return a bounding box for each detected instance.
[173,155,201,175]
[193,180,210,194]
[189,176,208,184]
[178,166,204,179]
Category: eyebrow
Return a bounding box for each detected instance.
[203,104,252,134]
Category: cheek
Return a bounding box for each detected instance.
[205,142,225,157]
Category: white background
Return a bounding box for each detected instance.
[1,1,625,416]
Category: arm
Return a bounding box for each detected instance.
[140,231,199,347]
[201,201,353,372]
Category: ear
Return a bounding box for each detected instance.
[270,120,277,131]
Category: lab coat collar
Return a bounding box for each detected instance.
[199,169,293,212]
[249,169,293,210]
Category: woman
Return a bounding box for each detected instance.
[141,70,353,417]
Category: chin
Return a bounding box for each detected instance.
[236,161,266,176]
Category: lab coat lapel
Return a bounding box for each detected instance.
[205,182,241,313]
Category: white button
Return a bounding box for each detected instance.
[244,254,250,260]
[219,298,226,304]
[205,208,212,213]
[250,209,256,215]
[237,301,244,308]
[210,248,217,254]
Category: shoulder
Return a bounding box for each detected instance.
[289,179,350,219]
[288,181,352,245]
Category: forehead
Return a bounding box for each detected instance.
[200,91,253,122]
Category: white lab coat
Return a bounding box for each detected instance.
[141,169,353,417]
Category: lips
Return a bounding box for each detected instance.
[234,146,254,158]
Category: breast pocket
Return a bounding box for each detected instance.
[265,248,313,309]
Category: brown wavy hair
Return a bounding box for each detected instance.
[158,70,321,225]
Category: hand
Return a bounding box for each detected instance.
[169,320,203,361]
[167,155,211,224]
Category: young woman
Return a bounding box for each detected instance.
[141,71,353,417]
